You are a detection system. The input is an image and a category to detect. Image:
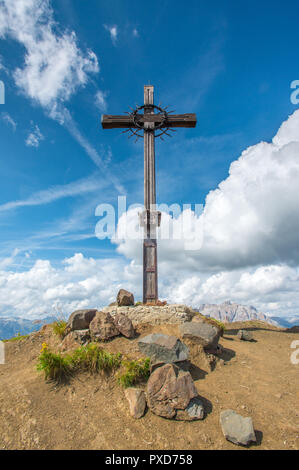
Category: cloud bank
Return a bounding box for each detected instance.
[0,110,299,318]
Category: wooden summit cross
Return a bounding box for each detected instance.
[102,85,197,304]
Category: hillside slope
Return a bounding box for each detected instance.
[0,321,298,450]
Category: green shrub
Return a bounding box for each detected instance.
[52,320,68,339]
[37,343,72,382]
[118,357,150,388]
[70,344,122,373]
[134,301,142,306]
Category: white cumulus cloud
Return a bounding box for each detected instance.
[114,110,299,271]
[0,0,99,109]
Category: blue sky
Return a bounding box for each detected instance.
[0,0,299,319]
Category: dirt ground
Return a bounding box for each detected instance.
[0,320,298,450]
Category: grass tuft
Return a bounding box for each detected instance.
[209,318,226,335]
[52,320,68,339]
[37,343,122,383]
[37,343,72,382]
[117,357,150,388]
[70,344,122,373]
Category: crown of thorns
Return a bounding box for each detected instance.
[122,104,176,141]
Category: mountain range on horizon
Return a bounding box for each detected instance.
[197,301,299,328]
[0,316,57,341]
[0,301,298,341]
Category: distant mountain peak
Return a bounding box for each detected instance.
[198,301,278,326]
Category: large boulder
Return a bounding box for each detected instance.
[89,311,120,341]
[113,313,135,338]
[220,410,256,446]
[146,363,199,420]
[179,321,220,350]
[138,334,189,367]
[117,289,134,307]
[124,388,146,419]
[67,309,97,331]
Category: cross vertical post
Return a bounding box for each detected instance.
[143,85,158,304]
[101,85,197,305]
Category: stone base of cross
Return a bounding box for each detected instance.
[102,85,197,304]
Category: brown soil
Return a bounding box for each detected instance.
[0,321,298,450]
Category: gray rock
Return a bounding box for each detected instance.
[176,397,205,421]
[124,388,146,419]
[220,409,256,446]
[179,321,220,350]
[237,330,254,341]
[150,358,190,374]
[67,309,97,331]
[138,334,189,364]
[117,289,134,306]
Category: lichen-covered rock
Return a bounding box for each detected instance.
[113,313,135,338]
[117,289,134,307]
[102,304,194,325]
[89,311,120,341]
[146,363,199,419]
[124,388,146,419]
[138,334,189,365]
[67,309,97,331]
[179,321,220,350]
[220,410,256,446]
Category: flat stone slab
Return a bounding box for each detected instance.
[179,321,220,349]
[220,410,256,446]
[103,304,194,325]
[138,333,189,364]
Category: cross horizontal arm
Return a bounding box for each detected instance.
[101,113,197,129]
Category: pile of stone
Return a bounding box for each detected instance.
[125,333,205,422]
[60,308,135,350]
